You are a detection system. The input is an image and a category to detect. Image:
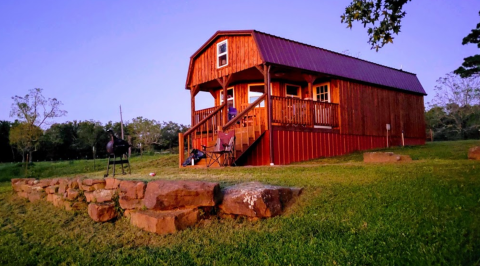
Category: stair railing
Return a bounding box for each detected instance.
[179,103,225,167]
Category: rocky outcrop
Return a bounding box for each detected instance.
[363,152,412,163]
[11,178,302,235]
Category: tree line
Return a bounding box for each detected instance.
[1,119,188,163]
[2,88,188,163]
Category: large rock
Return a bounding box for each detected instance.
[105,177,121,189]
[65,188,80,201]
[92,189,116,203]
[88,202,116,222]
[363,152,412,163]
[28,192,45,202]
[218,182,302,218]
[45,186,59,194]
[130,209,199,235]
[468,146,480,160]
[119,196,144,209]
[83,179,106,186]
[119,180,146,199]
[144,180,221,210]
[52,194,65,208]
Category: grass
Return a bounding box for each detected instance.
[0,140,479,265]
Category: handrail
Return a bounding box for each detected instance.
[223,94,266,131]
[184,102,226,137]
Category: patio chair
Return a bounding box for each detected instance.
[202,131,236,167]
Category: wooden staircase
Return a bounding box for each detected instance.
[179,94,267,168]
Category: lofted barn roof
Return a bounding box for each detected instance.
[186,30,426,95]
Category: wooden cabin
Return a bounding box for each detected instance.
[179,30,426,167]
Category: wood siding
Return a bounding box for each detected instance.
[189,36,263,87]
[238,127,424,166]
[335,79,425,138]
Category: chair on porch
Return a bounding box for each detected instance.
[202,131,236,167]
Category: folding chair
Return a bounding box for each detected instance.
[202,131,235,167]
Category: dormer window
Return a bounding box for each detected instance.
[217,40,228,68]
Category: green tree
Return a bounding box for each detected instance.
[454,11,480,78]
[427,73,480,139]
[78,120,105,161]
[160,121,189,152]
[0,121,15,162]
[341,0,411,51]
[9,123,43,162]
[131,117,162,155]
[10,88,67,161]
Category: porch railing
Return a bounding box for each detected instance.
[271,96,339,127]
[193,106,217,127]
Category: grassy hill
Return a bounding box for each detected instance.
[0,140,479,265]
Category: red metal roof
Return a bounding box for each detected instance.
[252,31,426,95]
[187,30,426,95]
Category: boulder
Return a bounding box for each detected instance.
[84,192,95,202]
[11,178,35,187]
[68,179,80,189]
[468,146,480,160]
[58,181,69,194]
[20,184,32,193]
[28,192,44,202]
[105,177,121,189]
[363,152,412,163]
[119,196,144,209]
[92,189,116,203]
[65,188,80,201]
[144,180,221,210]
[49,178,60,186]
[35,179,52,188]
[52,194,65,208]
[81,185,95,192]
[218,182,302,218]
[46,193,55,203]
[119,180,146,199]
[87,202,116,222]
[83,179,106,186]
[45,186,59,194]
[130,209,199,235]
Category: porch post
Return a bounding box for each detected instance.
[191,87,196,127]
[266,65,274,165]
[223,78,227,126]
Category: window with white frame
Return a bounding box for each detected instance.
[217,40,228,68]
[248,84,265,107]
[220,87,234,108]
[285,84,301,98]
[314,83,330,102]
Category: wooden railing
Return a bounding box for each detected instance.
[179,103,225,167]
[193,106,217,127]
[271,96,339,127]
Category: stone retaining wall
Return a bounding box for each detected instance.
[11,178,302,235]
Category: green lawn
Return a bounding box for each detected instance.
[0,140,479,265]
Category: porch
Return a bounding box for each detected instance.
[179,95,339,167]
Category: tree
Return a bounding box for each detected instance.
[131,117,162,154]
[0,121,15,162]
[341,0,411,51]
[160,121,188,151]
[454,11,480,78]
[78,120,105,160]
[427,72,480,139]
[10,88,67,161]
[9,123,43,162]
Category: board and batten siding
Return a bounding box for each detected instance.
[189,35,263,87]
[335,79,425,139]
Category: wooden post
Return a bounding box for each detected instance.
[178,133,184,168]
[266,65,274,166]
[223,79,227,126]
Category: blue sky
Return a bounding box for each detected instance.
[1,0,479,126]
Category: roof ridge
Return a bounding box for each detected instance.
[252,30,417,76]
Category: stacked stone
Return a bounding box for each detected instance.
[11,178,303,235]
